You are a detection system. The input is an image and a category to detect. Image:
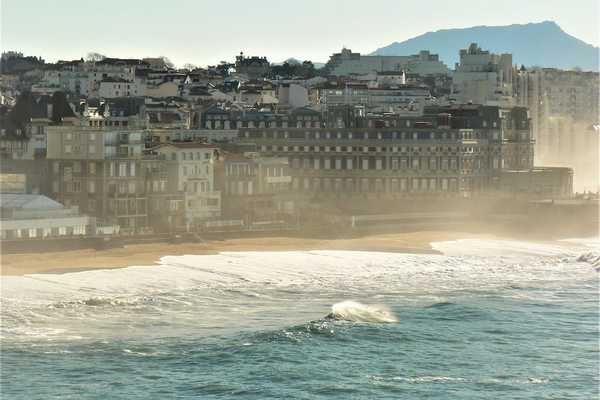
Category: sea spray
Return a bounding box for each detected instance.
[329,301,398,323]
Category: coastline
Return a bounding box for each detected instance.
[0,231,490,276]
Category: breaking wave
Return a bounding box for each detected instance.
[328,301,398,323]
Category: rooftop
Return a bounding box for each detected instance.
[0,194,64,210]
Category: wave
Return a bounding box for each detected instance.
[576,252,600,269]
[2,240,597,343]
[328,301,398,323]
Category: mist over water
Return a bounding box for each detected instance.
[1,239,598,399]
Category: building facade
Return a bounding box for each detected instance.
[236,105,535,197]
[153,143,221,229]
[326,48,450,77]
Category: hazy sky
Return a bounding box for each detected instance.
[2,0,598,67]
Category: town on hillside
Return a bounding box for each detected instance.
[0,45,598,247]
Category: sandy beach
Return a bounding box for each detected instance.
[0,231,492,276]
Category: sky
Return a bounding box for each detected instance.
[1,0,598,67]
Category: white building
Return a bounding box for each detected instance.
[452,43,514,106]
[0,194,91,240]
[154,143,221,228]
[99,78,144,98]
[327,48,450,77]
[277,83,309,108]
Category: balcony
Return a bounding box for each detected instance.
[265,176,292,184]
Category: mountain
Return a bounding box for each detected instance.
[370,21,599,71]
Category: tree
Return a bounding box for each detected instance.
[86,52,106,62]
[50,92,72,124]
[9,91,34,132]
[159,56,175,69]
[183,63,198,71]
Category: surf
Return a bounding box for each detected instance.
[328,301,398,323]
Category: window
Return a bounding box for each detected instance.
[65,144,72,154]
[28,228,37,238]
[59,227,67,236]
[441,158,448,170]
[53,162,60,174]
[88,181,96,193]
[429,158,437,170]
[89,162,96,175]
[412,179,419,191]
[119,163,127,177]
[88,144,96,153]
[429,179,436,191]
[130,162,136,177]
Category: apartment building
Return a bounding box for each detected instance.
[452,43,514,106]
[318,83,434,114]
[220,153,294,219]
[236,105,535,197]
[46,98,149,233]
[326,48,450,77]
[153,143,221,229]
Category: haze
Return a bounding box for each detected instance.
[2,0,599,66]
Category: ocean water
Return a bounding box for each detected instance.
[1,238,598,399]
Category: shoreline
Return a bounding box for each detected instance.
[1,231,487,276]
[1,227,593,276]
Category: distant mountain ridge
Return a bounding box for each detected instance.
[370,21,599,71]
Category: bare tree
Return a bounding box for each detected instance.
[183,63,198,71]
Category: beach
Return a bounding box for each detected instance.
[0,230,491,276]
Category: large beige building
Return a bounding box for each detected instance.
[452,43,514,106]
[326,48,450,77]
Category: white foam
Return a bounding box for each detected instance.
[1,240,596,342]
[330,301,397,323]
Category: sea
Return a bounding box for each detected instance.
[1,238,598,399]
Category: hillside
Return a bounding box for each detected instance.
[370,21,599,71]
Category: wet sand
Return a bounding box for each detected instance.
[0,231,490,276]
